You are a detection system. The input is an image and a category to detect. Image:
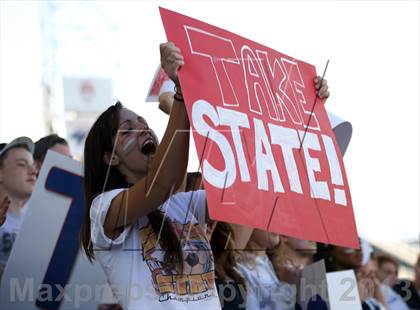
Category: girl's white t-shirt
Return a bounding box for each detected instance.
[90,189,221,310]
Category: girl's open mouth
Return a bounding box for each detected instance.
[141,138,156,155]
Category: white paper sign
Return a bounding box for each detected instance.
[145,66,173,102]
[326,270,362,310]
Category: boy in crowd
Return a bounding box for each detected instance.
[366,254,409,310]
[33,134,71,174]
[394,254,420,309]
[0,137,37,279]
[376,254,399,288]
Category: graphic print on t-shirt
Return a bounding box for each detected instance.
[0,231,16,266]
[139,219,216,303]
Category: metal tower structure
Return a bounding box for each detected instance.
[39,0,120,155]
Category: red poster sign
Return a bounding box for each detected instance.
[160,8,358,248]
[145,66,171,102]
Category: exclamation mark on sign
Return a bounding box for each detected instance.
[322,134,347,206]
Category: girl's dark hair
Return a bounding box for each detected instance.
[313,243,336,272]
[80,102,183,270]
[34,134,68,163]
[210,222,246,288]
[186,172,202,191]
[314,240,363,272]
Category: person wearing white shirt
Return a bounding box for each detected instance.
[0,137,37,279]
[80,43,220,310]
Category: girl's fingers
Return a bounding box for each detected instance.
[319,85,329,94]
[167,55,184,68]
[164,43,181,54]
[314,76,327,91]
[160,42,184,86]
[0,197,10,209]
[0,206,9,215]
[0,200,8,225]
[173,54,184,62]
[318,85,329,98]
[0,206,8,216]
[171,46,181,54]
[317,81,327,90]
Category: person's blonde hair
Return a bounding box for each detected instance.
[268,237,291,275]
